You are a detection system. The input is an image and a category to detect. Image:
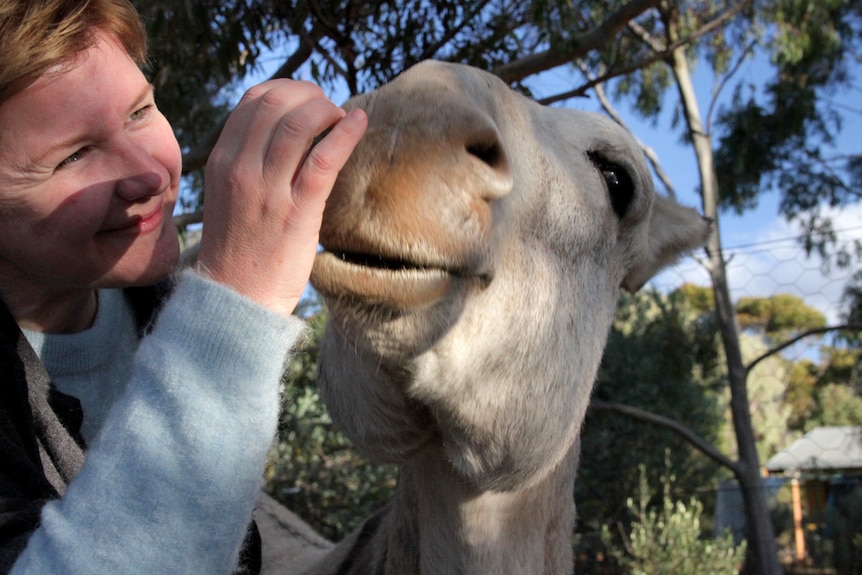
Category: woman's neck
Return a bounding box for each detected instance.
[5,287,98,334]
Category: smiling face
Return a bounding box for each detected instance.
[0,30,181,320]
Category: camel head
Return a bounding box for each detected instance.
[310,61,710,492]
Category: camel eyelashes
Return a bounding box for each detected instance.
[587,151,636,219]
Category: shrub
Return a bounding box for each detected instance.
[604,464,746,575]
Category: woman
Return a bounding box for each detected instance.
[0,0,367,573]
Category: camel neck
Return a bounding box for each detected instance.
[375,444,578,575]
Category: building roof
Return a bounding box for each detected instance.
[765,426,862,475]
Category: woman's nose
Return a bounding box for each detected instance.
[113,138,170,202]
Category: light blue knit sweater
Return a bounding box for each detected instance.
[12,270,304,575]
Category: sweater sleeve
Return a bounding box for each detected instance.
[11,270,305,575]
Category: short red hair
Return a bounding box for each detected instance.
[0,0,147,105]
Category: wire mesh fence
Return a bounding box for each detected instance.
[646,223,862,574]
[652,224,862,326]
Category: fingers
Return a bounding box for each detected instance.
[198,79,367,316]
[208,80,337,188]
[281,107,368,214]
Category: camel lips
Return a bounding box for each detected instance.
[334,250,429,272]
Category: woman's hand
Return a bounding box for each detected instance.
[197,79,367,316]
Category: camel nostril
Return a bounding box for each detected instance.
[465,137,512,200]
[466,140,504,170]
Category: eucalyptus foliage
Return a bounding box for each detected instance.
[710,0,862,265]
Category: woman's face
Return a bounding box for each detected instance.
[0,31,181,298]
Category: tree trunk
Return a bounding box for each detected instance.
[667,41,784,575]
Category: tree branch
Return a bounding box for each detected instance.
[745,323,862,374]
[626,15,665,52]
[706,39,757,135]
[590,399,742,475]
[493,0,661,84]
[538,0,752,104]
[425,0,498,64]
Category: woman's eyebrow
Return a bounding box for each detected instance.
[29,132,88,171]
[130,82,156,110]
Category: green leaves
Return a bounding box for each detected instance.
[578,289,725,553]
[712,0,861,263]
[735,293,826,336]
[603,464,746,575]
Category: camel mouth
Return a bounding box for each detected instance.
[311,248,457,310]
[326,249,431,273]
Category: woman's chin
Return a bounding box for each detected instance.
[99,240,180,288]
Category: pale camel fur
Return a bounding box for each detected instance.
[259,60,711,575]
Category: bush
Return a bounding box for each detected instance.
[604,464,746,575]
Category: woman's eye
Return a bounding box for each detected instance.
[129,104,153,122]
[56,147,91,170]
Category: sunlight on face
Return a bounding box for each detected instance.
[0,30,181,305]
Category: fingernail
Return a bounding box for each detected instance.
[346,108,367,122]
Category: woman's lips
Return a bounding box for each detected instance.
[101,203,165,234]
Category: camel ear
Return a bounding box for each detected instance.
[621,195,712,293]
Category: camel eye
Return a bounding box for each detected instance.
[588,152,635,219]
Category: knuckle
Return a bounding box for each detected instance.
[239,83,269,105]
[293,80,326,99]
[257,87,291,111]
[306,147,338,174]
[244,80,327,110]
[278,111,314,140]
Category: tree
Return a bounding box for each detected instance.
[731,334,795,462]
[712,0,862,267]
[786,347,862,432]
[575,3,861,572]
[595,286,858,573]
[841,270,862,346]
[736,294,826,339]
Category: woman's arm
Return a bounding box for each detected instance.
[10,78,365,574]
[12,271,303,575]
